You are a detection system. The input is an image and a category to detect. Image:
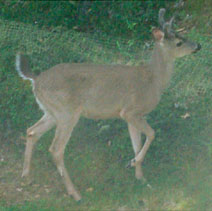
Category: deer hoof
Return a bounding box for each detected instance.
[130,158,136,167]
[69,192,82,202]
[126,158,136,168]
[27,130,35,137]
[22,169,29,177]
[126,161,131,168]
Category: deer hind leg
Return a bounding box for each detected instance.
[22,114,55,177]
[128,123,144,180]
[49,111,81,201]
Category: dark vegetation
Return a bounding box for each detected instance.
[0,1,212,210]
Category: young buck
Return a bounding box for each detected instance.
[16,9,201,201]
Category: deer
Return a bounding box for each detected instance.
[15,8,201,201]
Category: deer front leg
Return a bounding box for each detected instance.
[22,114,55,177]
[121,111,155,168]
[129,119,155,167]
[128,123,144,180]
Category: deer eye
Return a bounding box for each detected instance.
[176,41,183,47]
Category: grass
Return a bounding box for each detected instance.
[0,7,212,211]
[1,109,212,210]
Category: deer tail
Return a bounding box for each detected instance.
[15,54,36,83]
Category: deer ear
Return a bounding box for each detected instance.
[152,28,164,42]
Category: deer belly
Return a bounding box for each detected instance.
[81,104,121,119]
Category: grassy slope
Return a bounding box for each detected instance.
[0,7,212,211]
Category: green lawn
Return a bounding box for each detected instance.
[0,11,212,211]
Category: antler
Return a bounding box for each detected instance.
[158,8,166,28]
[158,8,175,36]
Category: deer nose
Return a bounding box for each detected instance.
[193,43,201,53]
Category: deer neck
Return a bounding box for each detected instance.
[150,44,174,91]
